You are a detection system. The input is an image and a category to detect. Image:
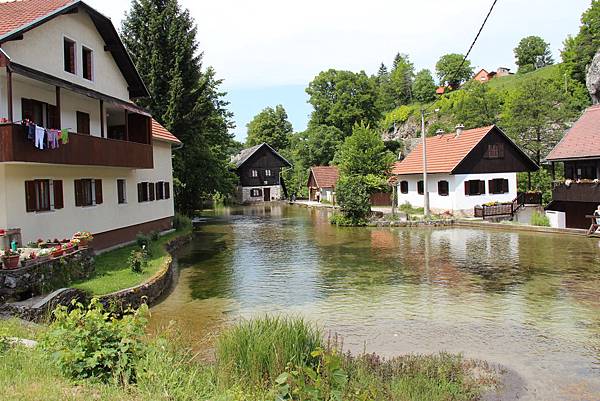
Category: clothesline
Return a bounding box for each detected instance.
[18,120,71,150]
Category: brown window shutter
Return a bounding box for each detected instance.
[155,182,162,200]
[25,181,36,212]
[502,179,509,193]
[464,181,470,196]
[478,180,486,195]
[53,180,64,209]
[165,182,170,199]
[137,183,143,202]
[74,179,82,207]
[498,143,505,158]
[94,179,103,204]
[149,182,155,201]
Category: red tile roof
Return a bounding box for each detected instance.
[546,105,600,161]
[392,126,494,175]
[310,166,339,188]
[0,0,74,38]
[152,119,181,144]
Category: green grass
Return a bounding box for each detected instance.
[486,64,560,92]
[399,201,424,216]
[72,228,191,296]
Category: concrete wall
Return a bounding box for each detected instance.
[0,141,175,244]
[396,172,518,214]
[1,7,130,101]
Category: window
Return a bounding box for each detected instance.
[251,169,258,178]
[21,98,58,128]
[164,182,170,199]
[400,181,409,194]
[438,180,449,196]
[250,188,262,197]
[265,169,272,177]
[417,180,424,195]
[77,111,90,135]
[82,46,93,80]
[464,180,486,196]
[25,180,63,212]
[484,143,504,159]
[64,38,76,74]
[117,179,127,204]
[137,182,149,202]
[74,179,102,207]
[488,178,509,194]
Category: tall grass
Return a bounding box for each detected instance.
[215,316,322,387]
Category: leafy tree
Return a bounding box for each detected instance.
[388,54,415,107]
[562,0,600,84]
[335,175,371,223]
[334,123,395,178]
[514,36,554,73]
[453,81,502,128]
[122,0,236,213]
[293,124,343,168]
[412,69,437,103]
[246,105,293,150]
[435,53,474,87]
[306,69,381,136]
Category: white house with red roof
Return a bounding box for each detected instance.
[0,0,181,249]
[307,166,339,203]
[392,125,538,216]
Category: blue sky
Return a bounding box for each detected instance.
[89,0,591,142]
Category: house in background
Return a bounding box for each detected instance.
[231,143,291,203]
[307,166,339,203]
[0,0,180,250]
[391,125,538,216]
[546,105,600,229]
[473,67,513,83]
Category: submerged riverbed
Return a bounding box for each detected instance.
[149,204,600,400]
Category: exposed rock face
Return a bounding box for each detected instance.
[586,48,600,104]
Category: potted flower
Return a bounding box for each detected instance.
[36,248,51,263]
[22,252,38,268]
[62,242,75,254]
[2,248,20,269]
[72,231,93,247]
[70,238,80,250]
[50,246,64,258]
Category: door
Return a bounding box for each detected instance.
[263,188,271,201]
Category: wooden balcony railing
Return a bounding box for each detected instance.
[0,123,153,169]
[552,182,600,203]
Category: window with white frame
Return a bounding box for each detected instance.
[251,169,258,178]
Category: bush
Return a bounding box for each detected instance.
[150,230,160,241]
[216,316,322,387]
[40,299,148,385]
[399,202,424,215]
[530,211,550,227]
[128,249,148,273]
[329,213,367,227]
[173,212,192,231]
[136,232,151,250]
[336,175,371,223]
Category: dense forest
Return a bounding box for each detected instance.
[244,0,600,206]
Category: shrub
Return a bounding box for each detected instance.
[399,202,424,215]
[128,249,147,274]
[329,213,367,227]
[136,232,151,249]
[173,212,192,231]
[40,299,148,385]
[530,211,550,227]
[150,230,160,241]
[336,175,371,223]
[215,316,322,387]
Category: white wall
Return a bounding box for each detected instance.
[0,141,175,244]
[0,165,6,229]
[241,185,282,202]
[396,172,518,214]
[1,7,131,101]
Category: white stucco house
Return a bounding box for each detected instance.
[392,125,538,216]
[307,166,339,203]
[0,0,181,250]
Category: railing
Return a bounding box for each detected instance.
[552,181,600,203]
[0,123,153,168]
[474,192,542,219]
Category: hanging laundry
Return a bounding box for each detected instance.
[34,126,45,150]
[48,129,59,149]
[60,128,69,144]
[27,124,35,140]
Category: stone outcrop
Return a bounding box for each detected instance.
[586,48,600,104]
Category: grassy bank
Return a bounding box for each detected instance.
[0,310,499,401]
[72,226,191,296]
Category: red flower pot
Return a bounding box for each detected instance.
[51,249,64,258]
[2,255,20,269]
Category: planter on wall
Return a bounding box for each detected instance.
[2,255,20,269]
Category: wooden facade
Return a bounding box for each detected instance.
[236,145,288,187]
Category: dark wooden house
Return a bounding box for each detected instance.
[546,105,600,228]
[231,143,292,203]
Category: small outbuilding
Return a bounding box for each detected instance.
[307,166,339,203]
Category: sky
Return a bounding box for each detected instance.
[87,0,591,142]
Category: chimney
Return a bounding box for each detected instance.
[435,129,444,137]
[455,124,464,137]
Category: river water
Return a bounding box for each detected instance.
[149,204,600,400]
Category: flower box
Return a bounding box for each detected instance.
[2,254,20,269]
[50,249,64,258]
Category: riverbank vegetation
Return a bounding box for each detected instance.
[0,306,499,401]
[72,214,192,295]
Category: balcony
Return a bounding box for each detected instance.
[552,181,600,203]
[0,123,153,169]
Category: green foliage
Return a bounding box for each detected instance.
[531,211,551,227]
[334,124,395,177]
[381,104,418,130]
[514,35,554,73]
[412,69,437,103]
[453,81,502,128]
[122,1,236,214]
[246,105,293,151]
[215,316,322,387]
[399,202,424,216]
[40,299,148,385]
[292,125,344,168]
[173,212,192,231]
[329,213,367,227]
[335,175,372,224]
[435,53,474,87]
[562,0,600,84]
[128,249,148,274]
[518,168,556,205]
[306,69,381,136]
[136,232,152,250]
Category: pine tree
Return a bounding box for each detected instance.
[121,0,236,213]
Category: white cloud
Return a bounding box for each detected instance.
[88,0,589,89]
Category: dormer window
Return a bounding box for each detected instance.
[82,46,93,80]
[64,38,76,74]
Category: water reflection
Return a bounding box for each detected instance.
[149,204,600,400]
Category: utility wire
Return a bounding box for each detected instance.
[426,0,500,113]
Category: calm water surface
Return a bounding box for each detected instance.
[149,205,600,400]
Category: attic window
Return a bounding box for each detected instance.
[82,46,93,80]
[64,38,76,74]
[484,143,504,159]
